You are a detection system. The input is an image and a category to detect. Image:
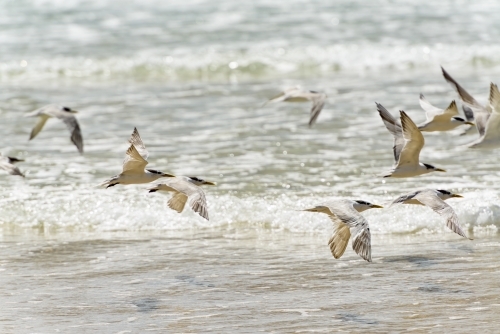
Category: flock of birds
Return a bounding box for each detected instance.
[3,66,499,262]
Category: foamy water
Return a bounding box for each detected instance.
[1,0,500,332]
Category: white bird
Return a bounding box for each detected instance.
[417,94,474,132]
[441,67,499,144]
[264,87,327,127]
[376,103,446,177]
[303,199,384,262]
[101,128,175,188]
[0,154,24,177]
[390,189,471,239]
[148,176,216,220]
[25,104,83,154]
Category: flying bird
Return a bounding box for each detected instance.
[390,189,471,239]
[101,128,175,188]
[25,104,83,154]
[264,87,327,127]
[376,103,446,177]
[441,67,500,144]
[148,176,216,220]
[0,154,24,177]
[417,94,474,132]
[303,199,383,262]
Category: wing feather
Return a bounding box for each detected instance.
[397,111,424,167]
[29,115,50,140]
[327,217,351,259]
[128,127,149,160]
[376,103,404,163]
[168,192,188,213]
[414,191,470,239]
[122,144,148,173]
[308,94,326,127]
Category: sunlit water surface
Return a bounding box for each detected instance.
[1,0,500,332]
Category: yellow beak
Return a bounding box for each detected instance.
[370,204,384,209]
[452,194,463,198]
[465,121,475,126]
[204,181,217,186]
[435,168,447,172]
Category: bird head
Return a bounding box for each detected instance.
[62,106,78,114]
[423,163,446,172]
[436,189,463,200]
[188,176,216,186]
[451,116,474,126]
[353,200,384,212]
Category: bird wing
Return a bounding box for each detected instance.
[376,103,404,163]
[29,114,50,140]
[308,93,326,127]
[164,178,209,220]
[0,158,24,177]
[53,112,84,154]
[430,101,459,123]
[167,192,188,213]
[414,190,470,239]
[479,83,500,144]
[122,144,148,173]
[327,216,351,259]
[390,190,420,206]
[458,105,477,136]
[350,220,372,262]
[441,67,490,136]
[128,127,149,160]
[397,111,424,167]
[419,94,443,119]
[326,200,372,262]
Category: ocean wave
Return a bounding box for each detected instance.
[2,43,500,84]
[1,186,498,237]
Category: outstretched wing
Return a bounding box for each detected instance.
[128,127,149,160]
[57,114,84,154]
[350,220,372,262]
[168,192,188,213]
[376,102,404,163]
[163,178,209,220]
[308,93,327,127]
[29,115,50,140]
[397,111,424,167]
[327,216,351,259]
[414,190,470,239]
[122,144,148,173]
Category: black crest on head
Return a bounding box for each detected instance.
[62,106,72,112]
[355,200,370,206]
[437,189,451,195]
[453,117,465,122]
[146,169,163,175]
[423,163,435,170]
[189,176,204,182]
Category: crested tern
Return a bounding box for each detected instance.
[390,189,471,239]
[148,176,216,220]
[417,94,474,132]
[303,199,383,262]
[376,103,446,177]
[264,87,327,127]
[443,66,500,147]
[101,128,175,188]
[25,104,83,154]
[0,154,24,177]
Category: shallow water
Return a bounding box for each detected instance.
[1,0,500,332]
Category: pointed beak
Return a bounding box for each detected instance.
[370,204,384,209]
[435,168,447,172]
[161,173,176,178]
[71,110,79,114]
[465,121,475,126]
[203,181,217,185]
[303,207,319,212]
[452,194,463,198]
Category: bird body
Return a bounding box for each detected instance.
[101,128,174,188]
[376,103,446,178]
[390,189,470,239]
[25,104,83,153]
[0,154,25,177]
[264,87,327,127]
[303,199,383,262]
[417,95,473,132]
[149,176,216,220]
